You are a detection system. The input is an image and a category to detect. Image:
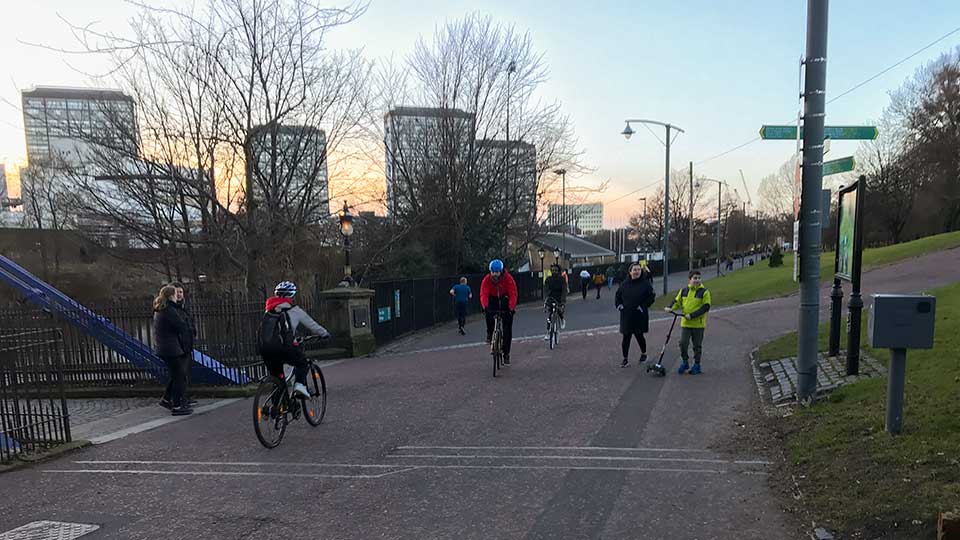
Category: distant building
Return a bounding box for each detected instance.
[250,124,329,222]
[21,86,137,166]
[476,139,538,227]
[384,106,476,219]
[549,202,603,235]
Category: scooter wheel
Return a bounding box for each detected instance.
[657,367,666,377]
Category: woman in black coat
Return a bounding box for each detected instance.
[615,263,656,368]
[153,285,192,415]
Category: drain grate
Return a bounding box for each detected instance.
[0,521,99,540]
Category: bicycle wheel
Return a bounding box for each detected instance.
[492,323,502,377]
[303,364,327,427]
[253,377,287,448]
[549,316,558,350]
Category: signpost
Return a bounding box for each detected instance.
[760,125,878,140]
[823,156,855,176]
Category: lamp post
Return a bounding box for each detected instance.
[538,248,545,298]
[554,168,567,261]
[338,200,355,281]
[697,178,725,278]
[622,118,684,296]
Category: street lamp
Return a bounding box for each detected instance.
[537,247,545,298]
[622,118,684,296]
[338,200,354,281]
[553,168,567,262]
[697,178,726,279]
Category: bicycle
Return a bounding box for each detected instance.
[545,299,561,350]
[490,311,504,377]
[252,335,328,448]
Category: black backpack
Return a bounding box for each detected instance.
[258,309,294,355]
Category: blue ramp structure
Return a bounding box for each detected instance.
[0,254,249,385]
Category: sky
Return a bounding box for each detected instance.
[2,0,959,227]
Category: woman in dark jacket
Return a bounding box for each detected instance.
[615,263,656,368]
[153,285,192,415]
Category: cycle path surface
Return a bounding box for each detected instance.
[1,250,955,539]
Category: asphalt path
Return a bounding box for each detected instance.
[1,250,955,540]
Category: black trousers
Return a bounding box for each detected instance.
[621,331,646,359]
[161,354,190,407]
[485,310,515,355]
[581,279,590,299]
[263,347,309,385]
[456,302,468,328]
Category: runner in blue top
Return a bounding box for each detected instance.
[449,277,473,335]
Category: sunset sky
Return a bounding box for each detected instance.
[3,1,959,226]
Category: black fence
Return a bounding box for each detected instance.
[369,271,542,345]
[0,328,71,462]
[0,296,324,387]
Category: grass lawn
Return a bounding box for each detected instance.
[763,280,960,538]
[654,230,960,310]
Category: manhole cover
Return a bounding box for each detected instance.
[0,521,99,540]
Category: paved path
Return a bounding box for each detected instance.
[0,250,954,540]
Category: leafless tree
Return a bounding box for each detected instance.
[368,14,587,274]
[55,0,374,291]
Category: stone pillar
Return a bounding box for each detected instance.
[317,287,376,357]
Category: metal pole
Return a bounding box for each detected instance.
[742,202,747,268]
[344,235,352,277]
[562,171,566,262]
[716,183,721,278]
[797,0,829,402]
[689,161,694,272]
[663,124,671,296]
[885,348,907,434]
[846,175,866,374]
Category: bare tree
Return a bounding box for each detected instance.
[758,159,796,217]
[369,14,586,274]
[58,0,374,292]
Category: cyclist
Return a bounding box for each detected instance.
[480,259,518,365]
[543,263,566,340]
[259,281,331,399]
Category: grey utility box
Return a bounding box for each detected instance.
[868,294,936,350]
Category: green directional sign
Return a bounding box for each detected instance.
[759,125,878,140]
[823,156,855,176]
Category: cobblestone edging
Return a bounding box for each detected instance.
[751,349,887,409]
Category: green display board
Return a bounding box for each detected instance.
[836,183,859,281]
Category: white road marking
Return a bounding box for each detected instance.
[87,399,240,445]
[395,445,713,453]
[43,468,413,480]
[72,460,398,468]
[387,454,771,465]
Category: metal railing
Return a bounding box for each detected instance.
[0,328,71,462]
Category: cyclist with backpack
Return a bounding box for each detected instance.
[258,281,331,399]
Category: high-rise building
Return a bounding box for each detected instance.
[0,164,6,201]
[549,202,604,235]
[21,86,137,166]
[384,106,476,218]
[476,139,538,226]
[250,124,329,222]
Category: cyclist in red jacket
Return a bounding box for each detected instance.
[479,259,518,365]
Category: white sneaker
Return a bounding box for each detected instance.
[560,319,566,330]
[543,334,550,341]
[293,382,311,399]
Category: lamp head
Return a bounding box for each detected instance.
[621,123,635,140]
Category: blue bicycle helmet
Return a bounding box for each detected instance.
[274,280,297,297]
[489,259,504,273]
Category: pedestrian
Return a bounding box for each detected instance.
[153,285,192,416]
[666,270,712,375]
[168,282,197,408]
[616,263,656,368]
[449,277,472,336]
[606,266,615,290]
[593,271,605,299]
[579,268,591,300]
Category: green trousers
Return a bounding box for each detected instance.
[679,327,705,364]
